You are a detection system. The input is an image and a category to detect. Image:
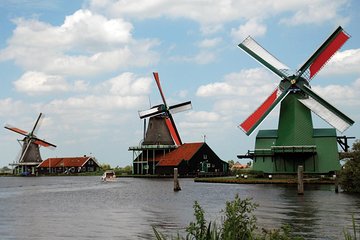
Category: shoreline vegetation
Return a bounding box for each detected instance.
[153,194,359,240]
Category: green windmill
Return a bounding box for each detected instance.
[238,26,354,174]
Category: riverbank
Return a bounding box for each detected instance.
[194,176,335,184]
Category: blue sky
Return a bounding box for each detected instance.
[0,0,359,168]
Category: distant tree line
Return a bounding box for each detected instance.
[101,163,132,175]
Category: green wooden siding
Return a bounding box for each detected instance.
[251,93,340,174]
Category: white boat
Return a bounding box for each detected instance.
[101,170,117,182]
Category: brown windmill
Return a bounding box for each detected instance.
[5,113,56,175]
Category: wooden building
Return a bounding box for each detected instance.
[37,156,100,174]
[131,142,228,176]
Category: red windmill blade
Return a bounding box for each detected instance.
[138,72,192,145]
[33,138,57,149]
[238,35,293,135]
[297,26,350,80]
[239,86,289,135]
[238,26,354,136]
[4,124,29,136]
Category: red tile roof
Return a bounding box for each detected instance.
[157,142,204,166]
[38,157,95,168]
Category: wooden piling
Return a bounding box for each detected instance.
[334,171,339,193]
[174,168,181,191]
[297,165,304,195]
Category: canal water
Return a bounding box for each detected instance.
[0,176,359,239]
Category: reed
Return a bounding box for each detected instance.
[153,194,302,240]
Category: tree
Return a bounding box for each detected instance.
[339,140,360,193]
[228,160,235,169]
[101,164,111,171]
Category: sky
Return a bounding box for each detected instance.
[0,0,359,168]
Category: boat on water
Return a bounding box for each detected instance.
[101,170,117,182]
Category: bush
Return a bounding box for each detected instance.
[339,158,360,193]
[153,194,302,240]
[339,140,360,193]
[221,195,257,239]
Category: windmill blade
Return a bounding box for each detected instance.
[238,36,290,79]
[138,104,166,119]
[297,26,350,80]
[153,72,168,106]
[4,124,29,137]
[33,137,57,149]
[19,138,33,163]
[164,115,182,146]
[169,101,192,115]
[240,85,290,136]
[31,113,44,135]
[297,84,354,132]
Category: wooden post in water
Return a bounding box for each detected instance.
[174,168,181,191]
[334,171,339,193]
[297,165,304,195]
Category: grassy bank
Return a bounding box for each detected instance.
[195,176,335,184]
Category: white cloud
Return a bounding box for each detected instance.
[231,20,267,41]
[312,78,360,107]
[186,111,221,122]
[198,38,222,48]
[279,0,349,26]
[180,110,227,134]
[62,9,133,46]
[53,72,151,110]
[320,49,360,76]
[0,98,27,117]
[99,72,152,96]
[0,9,159,76]
[197,82,234,97]
[196,68,276,98]
[88,0,349,28]
[13,71,92,95]
[14,71,69,95]
[9,71,152,124]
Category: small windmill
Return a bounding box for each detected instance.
[138,72,192,146]
[5,113,56,175]
[237,26,354,174]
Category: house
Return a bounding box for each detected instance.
[231,162,249,171]
[37,156,101,174]
[155,142,228,176]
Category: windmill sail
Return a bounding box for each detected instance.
[5,113,56,165]
[240,86,289,136]
[138,72,192,145]
[238,26,353,136]
[298,85,354,132]
[4,125,29,136]
[298,26,350,80]
[169,101,192,114]
[239,36,290,78]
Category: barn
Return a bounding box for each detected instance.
[37,156,101,174]
[132,142,228,176]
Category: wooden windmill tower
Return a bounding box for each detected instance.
[237,26,354,174]
[5,113,56,175]
[129,72,192,174]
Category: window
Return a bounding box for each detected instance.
[203,154,207,160]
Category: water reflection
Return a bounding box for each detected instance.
[0,177,359,239]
